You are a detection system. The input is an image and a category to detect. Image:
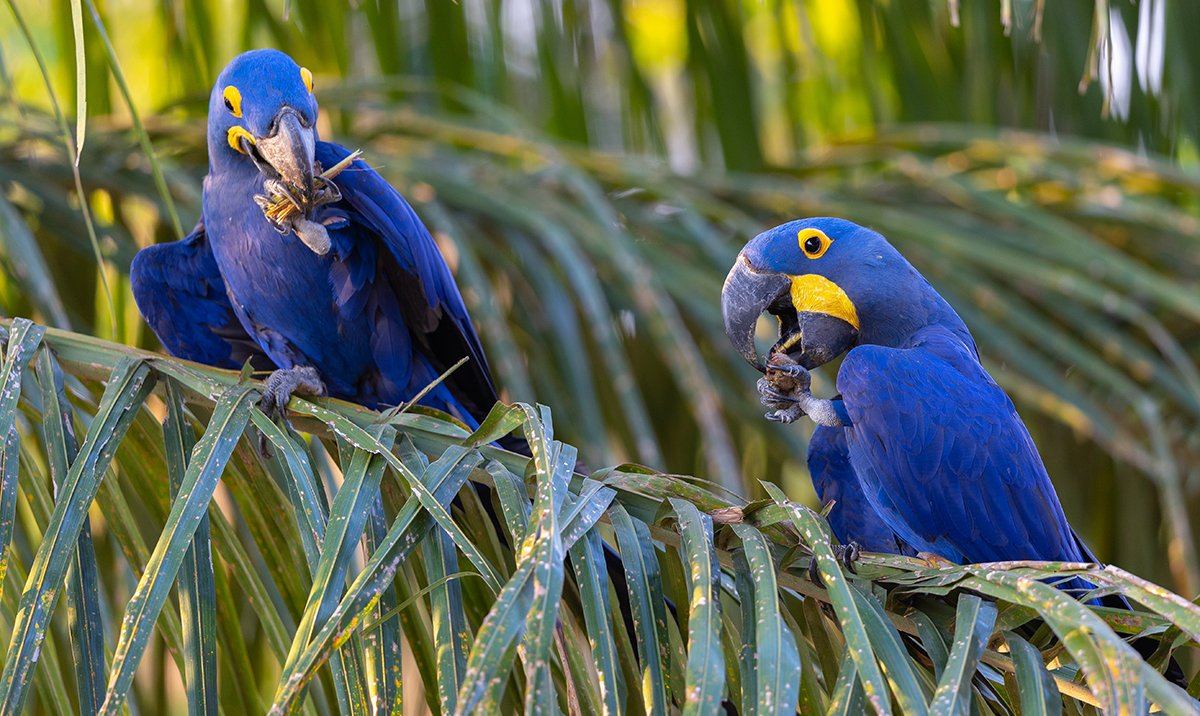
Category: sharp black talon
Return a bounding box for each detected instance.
[766,388,799,403]
[845,543,861,573]
[256,430,273,460]
[316,182,342,205]
[267,393,289,423]
[769,363,808,380]
[258,389,278,419]
[807,556,826,588]
[832,541,862,574]
[760,394,792,409]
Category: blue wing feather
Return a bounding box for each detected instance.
[835,325,1085,565]
[130,223,274,371]
[315,142,499,421]
[808,426,909,554]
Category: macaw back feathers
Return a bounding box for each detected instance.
[314,142,499,419]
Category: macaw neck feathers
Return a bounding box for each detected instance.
[855,269,978,359]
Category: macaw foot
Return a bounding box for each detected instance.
[757,377,847,428]
[766,359,810,383]
[758,378,796,406]
[287,181,342,255]
[766,406,806,423]
[758,378,805,423]
[310,177,343,206]
[257,366,326,457]
[916,552,956,569]
[260,178,304,215]
[254,177,342,256]
[765,353,811,392]
[259,366,326,422]
[807,541,862,587]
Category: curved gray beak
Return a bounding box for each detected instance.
[721,255,791,372]
[253,108,316,204]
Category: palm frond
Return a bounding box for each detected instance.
[0,319,1194,713]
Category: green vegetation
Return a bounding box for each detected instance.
[1,0,1198,713]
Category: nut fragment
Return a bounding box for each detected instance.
[260,149,362,226]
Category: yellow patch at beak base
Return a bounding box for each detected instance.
[227,126,256,154]
[789,274,860,329]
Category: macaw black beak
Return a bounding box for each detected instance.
[721,254,859,372]
[775,311,859,371]
[253,107,316,203]
[722,255,792,372]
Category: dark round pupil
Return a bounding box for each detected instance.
[804,236,822,254]
[224,97,233,111]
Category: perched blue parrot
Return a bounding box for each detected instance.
[721,217,1184,680]
[132,49,498,427]
[721,217,1092,567]
[131,49,647,645]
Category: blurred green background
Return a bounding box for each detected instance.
[2,0,1198,600]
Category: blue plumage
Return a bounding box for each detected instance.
[837,326,1083,564]
[807,426,906,554]
[132,49,497,424]
[726,217,1092,567]
[723,217,1188,683]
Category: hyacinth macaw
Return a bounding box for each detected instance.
[131,49,498,427]
[721,217,1190,682]
[130,50,644,637]
[721,217,1103,569]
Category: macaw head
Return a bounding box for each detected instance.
[722,217,918,372]
[207,49,319,203]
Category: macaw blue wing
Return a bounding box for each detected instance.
[808,426,908,554]
[316,142,499,421]
[130,224,275,371]
[836,325,1085,566]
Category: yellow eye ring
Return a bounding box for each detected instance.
[798,228,832,259]
[222,86,243,117]
[300,67,313,93]
[227,126,255,154]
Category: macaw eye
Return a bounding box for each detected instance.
[798,228,831,259]
[300,67,313,93]
[222,86,243,118]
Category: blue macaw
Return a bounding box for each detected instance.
[131,50,646,643]
[131,49,498,427]
[721,217,1188,681]
[721,217,1092,567]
